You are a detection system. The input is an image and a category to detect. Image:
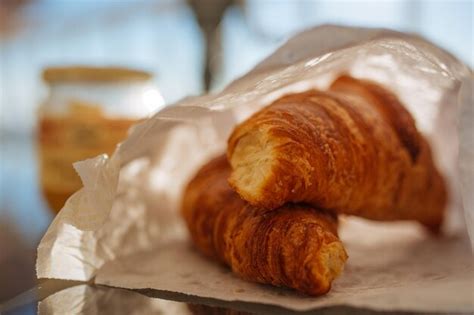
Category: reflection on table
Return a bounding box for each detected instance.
[38,284,254,315]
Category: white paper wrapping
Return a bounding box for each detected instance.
[36,25,473,312]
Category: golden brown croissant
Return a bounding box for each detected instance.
[227,75,446,230]
[181,155,348,296]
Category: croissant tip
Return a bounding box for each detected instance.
[229,128,279,207]
[321,241,348,279]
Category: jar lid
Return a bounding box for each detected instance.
[43,66,152,83]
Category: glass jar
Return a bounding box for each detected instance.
[38,66,163,213]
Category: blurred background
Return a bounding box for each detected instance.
[0,0,472,308]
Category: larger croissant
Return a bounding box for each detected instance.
[181,155,348,296]
[227,75,446,230]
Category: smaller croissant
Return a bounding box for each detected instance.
[181,155,348,296]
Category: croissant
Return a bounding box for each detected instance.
[227,75,446,231]
[181,155,347,296]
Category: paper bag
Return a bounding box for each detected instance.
[36,25,473,313]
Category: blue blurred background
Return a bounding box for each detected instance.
[0,0,472,304]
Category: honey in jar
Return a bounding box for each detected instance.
[38,66,163,213]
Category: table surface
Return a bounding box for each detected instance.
[3,279,467,315]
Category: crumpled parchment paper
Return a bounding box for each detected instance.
[36,25,473,313]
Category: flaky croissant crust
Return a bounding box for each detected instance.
[181,155,348,296]
[228,75,446,230]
